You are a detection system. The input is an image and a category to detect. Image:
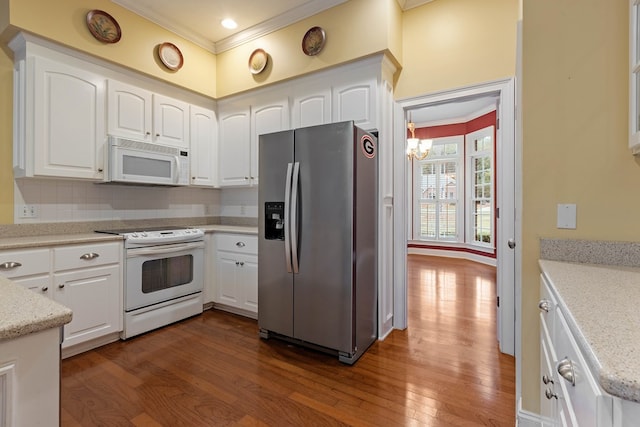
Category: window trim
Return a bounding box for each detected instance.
[465,126,495,249]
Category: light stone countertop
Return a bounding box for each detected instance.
[0,275,72,341]
[539,259,640,403]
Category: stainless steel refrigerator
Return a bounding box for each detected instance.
[258,121,377,365]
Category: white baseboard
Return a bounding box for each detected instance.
[517,397,544,426]
[407,247,497,267]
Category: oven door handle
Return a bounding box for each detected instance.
[126,241,204,257]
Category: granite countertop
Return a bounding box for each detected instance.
[0,224,257,250]
[539,259,640,403]
[0,275,72,341]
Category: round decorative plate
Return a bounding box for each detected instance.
[158,42,184,71]
[86,10,121,43]
[248,49,268,75]
[302,26,326,56]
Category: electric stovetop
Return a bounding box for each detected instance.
[94,225,188,235]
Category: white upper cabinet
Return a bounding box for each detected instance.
[190,105,218,187]
[250,98,290,186]
[153,94,190,148]
[292,83,331,129]
[107,80,152,141]
[13,55,107,180]
[218,106,251,187]
[332,76,377,131]
[107,80,190,148]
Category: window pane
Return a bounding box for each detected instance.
[474,200,492,244]
[439,203,456,239]
[420,203,436,238]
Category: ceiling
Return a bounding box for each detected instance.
[410,95,499,126]
[111,0,433,53]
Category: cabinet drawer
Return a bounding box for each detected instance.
[539,274,558,339]
[215,233,257,254]
[0,248,50,278]
[555,310,613,426]
[54,242,121,271]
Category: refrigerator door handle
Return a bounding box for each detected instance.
[284,162,294,273]
[290,162,300,274]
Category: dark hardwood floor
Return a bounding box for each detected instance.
[61,255,515,426]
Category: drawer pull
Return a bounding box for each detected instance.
[542,374,554,385]
[236,242,246,248]
[80,253,100,260]
[544,388,558,400]
[0,261,22,270]
[557,358,576,386]
[41,286,48,292]
[538,299,550,313]
[58,284,65,289]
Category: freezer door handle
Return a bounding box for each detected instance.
[284,162,293,273]
[290,162,300,274]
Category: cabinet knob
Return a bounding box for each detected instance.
[98,168,103,173]
[557,358,576,386]
[544,388,558,400]
[538,299,550,313]
[146,131,151,135]
[542,374,554,385]
[0,261,22,270]
[244,176,249,180]
[41,286,48,292]
[156,133,160,137]
[235,261,240,266]
[239,261,245,266]
[58,284,65,289]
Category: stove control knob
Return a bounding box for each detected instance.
[141,232,147,237]
[132,233,138,238]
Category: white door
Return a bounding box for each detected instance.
[153,94,189,148]
[251,99,290,186]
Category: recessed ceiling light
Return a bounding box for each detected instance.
[221,18,237,29]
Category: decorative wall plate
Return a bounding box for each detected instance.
[158,42,184,71]
[302,26,326,56]
[86,10,121,43]
[248,49,268,75]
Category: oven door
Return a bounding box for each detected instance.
[125,241,204,311]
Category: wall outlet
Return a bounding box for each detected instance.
[20,205,38,218]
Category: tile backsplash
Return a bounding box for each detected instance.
[14,179,258,224]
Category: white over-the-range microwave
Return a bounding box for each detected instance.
[108,136,190,186]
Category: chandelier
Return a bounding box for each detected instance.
[406,120,432,160]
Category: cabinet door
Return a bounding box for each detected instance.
[33,56,106,180]
[218,107,251,186]
[54,264,121,348]
[190,105,218,187]
[215,252,241,306]
[153,94,190,148]
[237,254,258,313]
[332,77,377,131]
[292,88,331,128]
[251,99,290,185]
[107,80,152,141]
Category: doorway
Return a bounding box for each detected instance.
[393,79,517,356]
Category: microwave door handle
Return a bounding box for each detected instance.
[174,156,181,184]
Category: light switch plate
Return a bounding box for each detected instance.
[557,204,576,229]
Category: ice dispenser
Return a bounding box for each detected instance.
[264,202,285,240]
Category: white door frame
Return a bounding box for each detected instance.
[392,78,517,356]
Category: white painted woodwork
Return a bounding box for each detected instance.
[213,233,258,316]
[250,98,290,186]
[332,76,376,131]
[189,105,218,187]
[292,86,331,128]
[107,80,153,141]
[153,94,190,148]
[0,328,61,427]
[218,107,252,187]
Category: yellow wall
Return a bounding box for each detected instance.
[215,0,402,98]
[395,0,518,99]
[2,0,217,97]
[521,0,630,412]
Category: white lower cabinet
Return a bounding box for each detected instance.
[213,233,258,317]
[0,242,122,355]
[538,272,640,427]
